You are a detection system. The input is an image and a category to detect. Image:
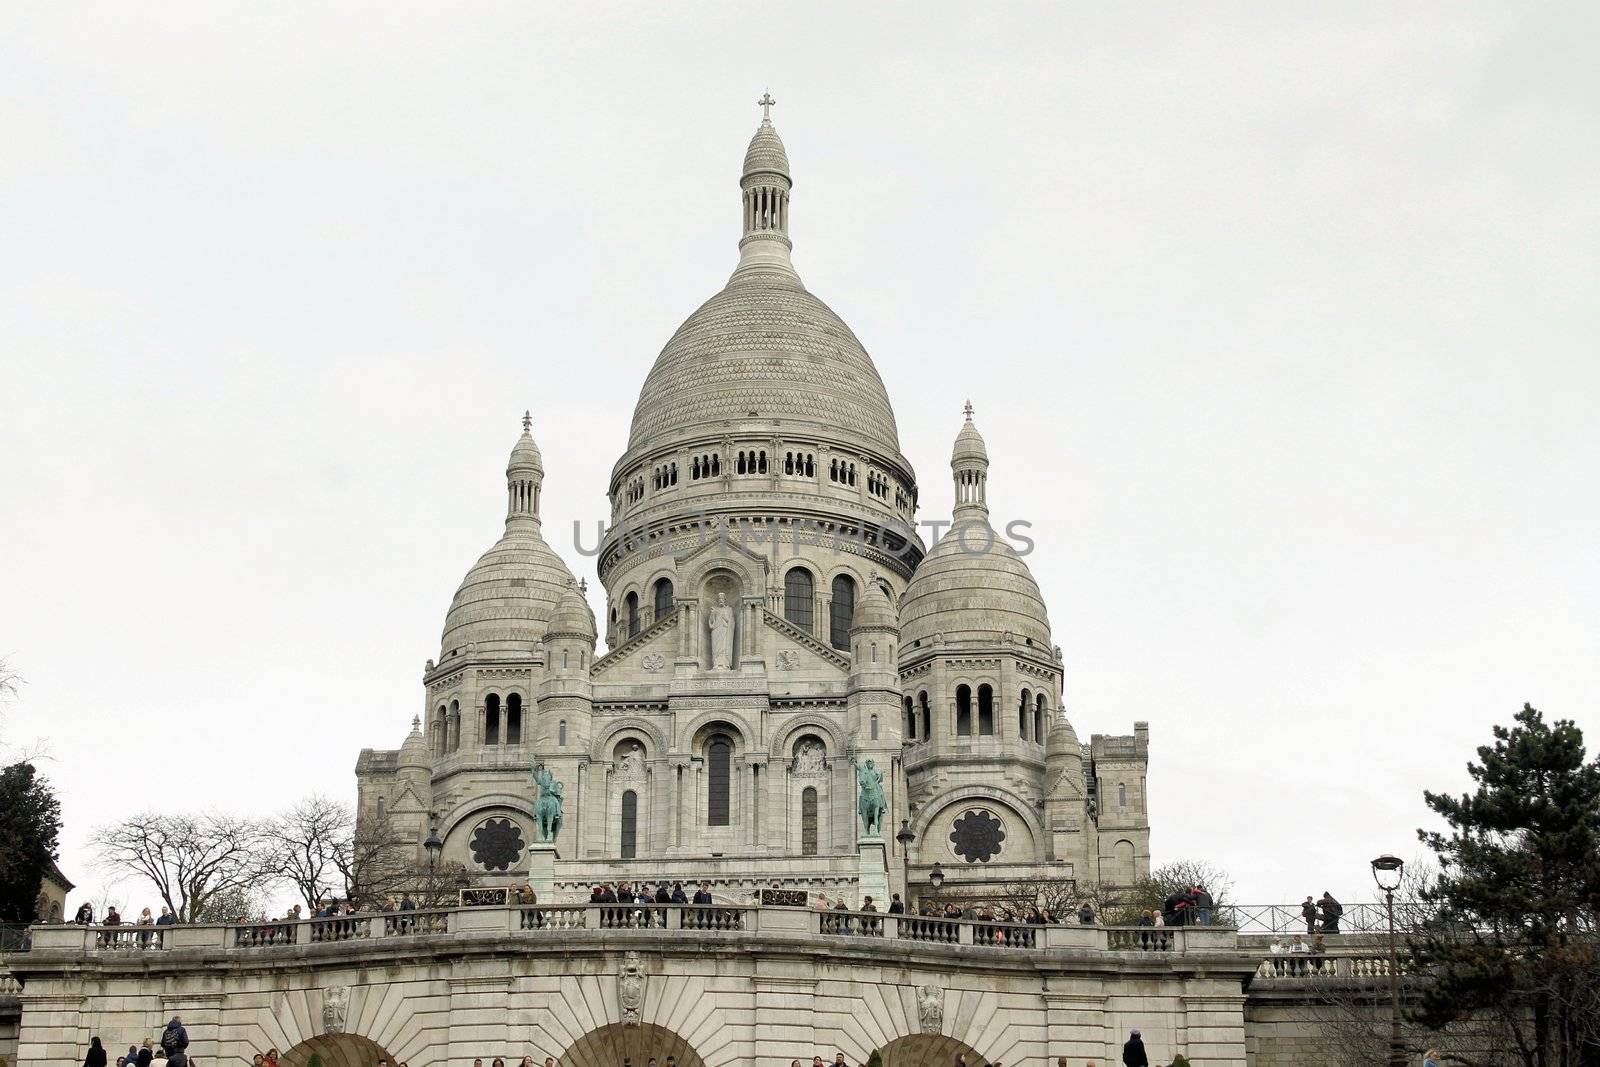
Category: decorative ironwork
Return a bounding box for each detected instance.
[469,818,524,872]
[760,888,808,907]
[949,808,1005,863]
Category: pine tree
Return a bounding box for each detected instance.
[1413,704,1600,1066]
[0,761,63,924]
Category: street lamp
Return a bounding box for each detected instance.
[929,863,944,890]
[423,824,443,905]
[1371,853,1406,1067]
[895,819,916,910]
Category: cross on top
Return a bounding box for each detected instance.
[963,399,974,420]
[522,410,532,433]
[758,91,776,122]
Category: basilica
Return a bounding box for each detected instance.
[355,103,1151,906]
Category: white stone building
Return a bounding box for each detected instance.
[355,102,1151,905]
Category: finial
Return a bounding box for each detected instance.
[963,399,974,421]
[758,91,776,124]
[522,410,532,433]
[411,714,421,731]
[578,577,588,594]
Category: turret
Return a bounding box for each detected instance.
[847,576,901,752]
[537,579,596,755]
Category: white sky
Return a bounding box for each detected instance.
[2,2,1597,913]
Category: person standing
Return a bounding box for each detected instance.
[1300,896,1318,935]
[83,1038,107,1067]
[74,902,94,926]
[1317,891,1343,934]
[1120,1030,1149,1067]
[670,882,688,904]
[692,883,713,905]
[887,893,905,914]
[159,1015,189,1067]
[1192,885,1213,926]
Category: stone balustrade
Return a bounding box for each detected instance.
[1253,953,1402,979]
[21,906,1240,956]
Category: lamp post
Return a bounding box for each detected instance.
[423,824,443,906]
[1371,853,1406,1067]
[895,819,916,911]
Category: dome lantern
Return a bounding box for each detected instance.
[507,410,544,527]
[736,92,796,278]
[951,400,990,518]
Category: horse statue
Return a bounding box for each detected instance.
[853,757,886,837]
[531,763,564,843]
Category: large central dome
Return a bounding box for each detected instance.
[622,107,903,463]
[627,277,901,456]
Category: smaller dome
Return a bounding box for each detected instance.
[547,580,597,641]
[441,527,574,655]
[1045,712,1080,756]
[508,412,543,474]
[899,518,1052,650]
[399,717,430,769]
[851,577,897,632]
[743,121,790,181]
[953,402,988,465]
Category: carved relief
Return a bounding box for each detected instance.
[792,740,826,776]
[642,652,665,672]
[618,950,646,1027]
[616,742,647,781]
[776,649,800,671]
[916,984,944,1034]
[321,985,349,1034]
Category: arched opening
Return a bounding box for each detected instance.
[801,786,818,856]
[653,577,674,619]
[870,713,879,740]
[449,699,461,752]
[978,684,995,736]
[432,705,446,756]
[1034,693,1046,746]
[784,567,814,633]
[620,789,638,859]
[903,695,916,739]
[829,573,856,650]
[506,693,522,745]
[484,693,501,746]
[625,591,640,638]
[558,719,567,746]
[281,1034,397,1067]
[919,691,931,741]
[558,1022,707,1067]
[875,1033,986,1067]
[706,734,733,826]
[955,685,972,736]
[1019,687,1031,741]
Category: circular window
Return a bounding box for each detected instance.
[949,808,1006,864]
[470,817,525,872]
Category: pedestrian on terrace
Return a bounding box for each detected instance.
[1121,1029,1149,1067]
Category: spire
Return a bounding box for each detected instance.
[951,401,990,518]
[506,412,544,526]
[735,92,796,280]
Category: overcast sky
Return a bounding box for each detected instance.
[3,2,1597,913]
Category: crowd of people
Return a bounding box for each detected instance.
[82,1017,189,1067]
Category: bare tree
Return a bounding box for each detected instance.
[89,812,273,922]
[333,811,418,909]
[0,657,20,706]
[266,795,353,911]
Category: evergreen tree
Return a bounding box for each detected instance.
[1413,704,1600,1066]
[0,761,63,924]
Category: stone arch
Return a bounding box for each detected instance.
[876,1034,986,1067]
[281,1034,396,1067]
[438,794,537,846]
[772,712,846,756]
[910,786,1045,865]
[681,548,765,601]
[683,709,755,753]
[559,1022,706,1067]
[589,715,671,762]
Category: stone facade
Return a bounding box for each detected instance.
[355,102,1151,906]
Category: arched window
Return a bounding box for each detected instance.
[707,735,733,826]
[784,568,815,633]
[801,787,818,856]
[376,798,385,818]
[506,693,522,745]
[919,691,931,741]
[620,790,638,859]
[433,705,447,756]
[625,591,640,637]
[978,684,995,735]
[449,699,461,752]
[1019,688,1032,741]
[558,720,567,746]
[653,577,674,619]
[870,714,879,740]
[829,574,856,650]
[956,685,972,736]
[1118,782,1127,809]
[1034,694,1046,747]
[485,693,501,746]
[904,696,916,739]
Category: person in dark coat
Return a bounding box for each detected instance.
[597,884,618,904]
[669,882,688,904]
[1163,891,1186,928]
[691,882,713,905]
[1121,1029,1149,1067]
[887,894,905,914]
[1300,895,1318,935]
[75,903,94,926]
[136,1039,154,1067]
[160,1016,189,1067]
[1318,891,1343,933]
[654,883,672,904]
[84,1037,108,1067]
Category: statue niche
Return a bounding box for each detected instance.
[702,571,742,671]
